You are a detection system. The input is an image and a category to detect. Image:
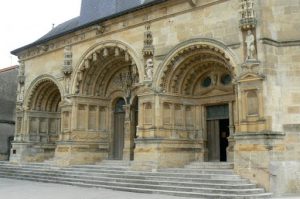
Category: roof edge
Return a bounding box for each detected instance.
[0,65,18,73]
[11,0,167,56]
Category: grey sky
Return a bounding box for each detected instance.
[0,0,81,69]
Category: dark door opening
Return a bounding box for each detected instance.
[7,136,14,160]
[131,98,138,161]
[219,119,229,162]
[113,98,125,160]
[206,104,229,162]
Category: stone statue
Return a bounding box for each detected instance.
[145,58,153,80]
[245,30,256,60]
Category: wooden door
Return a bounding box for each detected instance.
[113,98,125,160]
[207,120,220,162]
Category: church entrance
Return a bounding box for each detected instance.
[206,104,230,162]
[113,98,126,160]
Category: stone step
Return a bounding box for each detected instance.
[96,160,132,166]
[0,161,272,198]
[186,162,234,169]
[0,175,272,199]
[0,171,265,195]
[0,169,249,186]
[70,165,130,170]
[0,166,244,182]
[158,168,235,175]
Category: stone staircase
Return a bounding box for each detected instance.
[0,161,272,198]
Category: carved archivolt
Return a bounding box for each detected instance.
[25,75,63,112]
[155,39,238,95]
[72,41,142,95]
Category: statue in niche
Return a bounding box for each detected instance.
[145,58,153,80]
[245,30,256,60]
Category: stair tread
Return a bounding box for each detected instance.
[0,161,272,198]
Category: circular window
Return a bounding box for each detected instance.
[221,74,232,85]
[202,77,212,88]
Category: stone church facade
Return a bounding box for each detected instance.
[10,0,300,195]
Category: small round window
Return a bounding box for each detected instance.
[221,74,232,85]
[202,77,212,88]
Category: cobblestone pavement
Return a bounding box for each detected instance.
[0,178,298,199]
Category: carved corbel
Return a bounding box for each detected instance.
[95,24,105,35]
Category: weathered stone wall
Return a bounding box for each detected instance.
[0,66,18,160]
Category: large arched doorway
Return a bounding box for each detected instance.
[154,39,237,163]
[27,78,62,160]
[113,98,126,160]
[71,42,141,162]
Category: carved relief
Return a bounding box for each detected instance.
[239,0,256,30]
[70,132,108,142]
[63,45,73,94]
[145,58,154,80]
[62,45,73,75]
[245,30,256,61]
[239,0,258,63]
[143,24,154,56]
[75,43,139,98]
[95,24,105,35]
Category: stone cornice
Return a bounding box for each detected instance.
[260,38,300,47]
[234,131,285,140]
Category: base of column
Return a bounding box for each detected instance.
[131,138,203,171]
[10,141,55,164]
[227,136,235,162]
[233,131,285,192]
[53,141,109,166]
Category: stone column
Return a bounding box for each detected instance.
[227,101,235,162]
[122,104,132,160]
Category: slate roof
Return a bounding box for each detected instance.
[11,0,166,55]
